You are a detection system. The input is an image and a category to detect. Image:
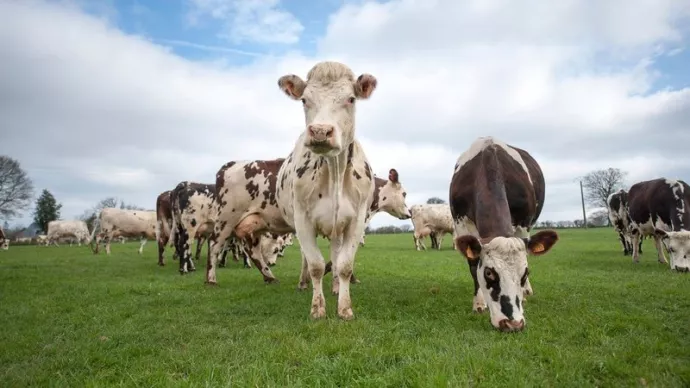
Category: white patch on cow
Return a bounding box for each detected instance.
[658,230,690,272]
[453,137,532,185]
[476,237,528,329]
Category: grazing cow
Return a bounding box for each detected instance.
[410,204,454,251]
[92,208,156,255]
[155,190,179,266]
[207,61,378,320]
[277,233,294,257]
[450,137,559,332]
[628,178,690,272]
[171,181,217,274]
[34,234,47,245]
[0,227,8,250]
[46,220,92,246]
[606,189,642,256]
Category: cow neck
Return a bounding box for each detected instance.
[323,144,350,241]
[474,149,514,239]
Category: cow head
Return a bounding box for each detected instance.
[378,169,412,220]
[455,230,559,332]
[278,61,377,156]
[262,232,286,266]
[0,237,8,251]
[656,229,690,272]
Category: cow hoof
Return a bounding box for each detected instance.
[310,307,326,320]
[158,262,165,267]
[473,305,487,314]
[265,277,279,284]
[205,281,217,286]
[338,308,354,321]
[658,260,668,265]
[352,278,361,284]
[298,282,309,291]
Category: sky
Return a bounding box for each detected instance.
[1,0,690,230]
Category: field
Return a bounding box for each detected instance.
[1,228,689,387]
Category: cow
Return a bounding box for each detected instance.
[170,181,217,274]
[46,220,92,246]
[0,227,8,250]
[358,168,412,246]
[410,204,455,251]
[92,208,157,255]
[450,137,559,332]
[277,233,294,257]
[34,234,47,245]
[155,190,179,266]
[628,178,690,272]
[206,61,378,320]
[606,189,642,256]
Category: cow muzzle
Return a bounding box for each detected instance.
[497,318,525,332]
[674,266,689,273]
[306,124,336,153]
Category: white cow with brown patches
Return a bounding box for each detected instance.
[206,61,377,320]
[410,204,455,251]
[92,208,157,255]
[359,168,412,246]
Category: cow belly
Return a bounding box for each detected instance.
[311,197,358,236]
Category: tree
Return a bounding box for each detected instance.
[33,189,62,233]
[587,210,609,227]
[0,155,34,220]
[427,197,446,204]
[581,168,628,209]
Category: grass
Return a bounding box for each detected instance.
[1,228,689,387]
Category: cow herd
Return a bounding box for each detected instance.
[1,61,687,332]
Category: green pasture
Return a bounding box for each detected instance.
[1,228,688,387]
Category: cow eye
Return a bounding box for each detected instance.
[301,98,307,106]
[348,96,356,104]
[484,268,494,280]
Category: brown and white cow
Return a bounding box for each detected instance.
[92,208,157,255]
[170,181,217,274]
[155,190,180,265]
[207,61,378,320]
[410,204,454,251]
[359,169,412,246]
[46,220,92,246]
[0,227,8,250]
[450,137,559,332]
[628,178,690,272]
[606,189,642,256]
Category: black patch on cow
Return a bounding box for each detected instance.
[382,196,387,202]
[363,161,372,179]
[515,295,521,310]
[484,267,501,302]
[353,170,361,180]
[318,193,322,198]
[500,295,514,320]
[347,143,354,166]
[246,181,260,200]
[191,219,197,227]
[296,161,310,178]
[520,268,529,287]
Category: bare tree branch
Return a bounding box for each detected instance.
[581,168,628,209]
[0,156,34,220]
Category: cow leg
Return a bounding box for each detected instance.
[437,233,445,250]
[332,221,364,321]
[298,250,310,290]
[218,241,228,268]
[618,232,628,255]
[246,235,277,283]
[653,235,668,264]
[631,230,642,263]
[174,223,193,274]
[138,238,147,255]
[105,237,111,255]
[206,222,235,284]
[194,236,204,261]
[294,217,326,319]
[157,236,166,266]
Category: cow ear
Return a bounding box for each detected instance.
[654,228,669,240]
[355,74,378,99]
[278,75,306,100]
[455,235,482,261]
[388,168,399,184]
[527,230,559,256]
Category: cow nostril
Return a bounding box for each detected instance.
[326,128,334,136]
[498,319,525,332]
[675,266,689,273]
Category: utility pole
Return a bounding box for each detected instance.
[580,181,588,229]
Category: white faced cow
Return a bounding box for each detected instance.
[450,137,559,332]
[207,61,378,320]
[628,178,690,272]
[92,208,157,255]
[410,204,455,251]
[171,181,217,274]
[46,220,92,246]
[0,227,8,250]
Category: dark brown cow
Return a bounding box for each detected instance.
[450,137,559,332]
[155,190,177,266]
[628,178,690,272]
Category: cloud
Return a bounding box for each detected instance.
[0,0,689,231]
[186,0,304,44]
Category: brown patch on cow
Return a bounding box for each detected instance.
[369,177,386,212]
[353,170,361,180]
[246,180,260,200]
[363,161,372,179]
[216,161,236,193]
